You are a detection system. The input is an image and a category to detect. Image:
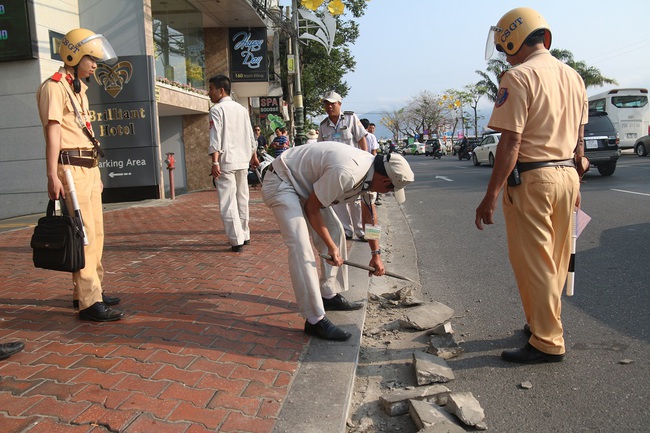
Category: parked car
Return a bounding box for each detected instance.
[402,143,425,155]
[584,111,620,176]
[633,135,649,156]
[472,132,501,166]
[424,139,443,156]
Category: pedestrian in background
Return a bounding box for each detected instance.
[475,7,588,363]
[271,127,290,158]
[208,75,260,253]
[262,142,414,340]
[36,28,123,322]
[318,91,368,241]
[254,125,267,156]
[305,129,319,144]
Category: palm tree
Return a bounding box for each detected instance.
[550,49,618,88]
[475,58,509,102]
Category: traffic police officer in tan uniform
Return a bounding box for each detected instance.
[475,8,588,363]
[318,91,368,240]
[36,28,123,322]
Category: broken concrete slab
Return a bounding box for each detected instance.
[398,302,455,331]
[445,392,487,430]
[409,399,466,433]
[413,351,455,385]
[379,384,451,416]
[426,321,454,335]
[380,286,424,307]
[427,333,464,360]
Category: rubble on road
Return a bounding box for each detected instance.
[398,302,455,331]
[409,399,467,433]
[445,392,488,430]
[379,384,450,416]
[427,333,464,360]
[379,286,424,307]
[413,351,455,384]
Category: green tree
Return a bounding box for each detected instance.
[475,57,509,102]
[290,0,368,119]
[550,49,618,88]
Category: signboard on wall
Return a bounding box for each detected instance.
[229,27,268,82]
[259,96,280,114]
[85,55,160,199]
[0,0,36,62]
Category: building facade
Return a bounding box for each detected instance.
[0,0,284,219]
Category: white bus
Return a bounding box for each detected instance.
[588,88,649,149]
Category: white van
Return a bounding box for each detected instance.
[588,88,650,149]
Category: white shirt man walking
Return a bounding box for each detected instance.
[208,75,259,252]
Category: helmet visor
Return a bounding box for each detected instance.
[485,26,501,60]
[79,34,118,64]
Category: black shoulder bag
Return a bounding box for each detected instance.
[31,199,86,272]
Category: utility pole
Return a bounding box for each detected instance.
[291,0,305,145]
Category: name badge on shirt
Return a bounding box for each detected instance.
[333,132,341,140]
[364,224,381,240]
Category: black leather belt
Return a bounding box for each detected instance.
[518,159,574,174]
[61,149,97,158]
[59,149,98,168]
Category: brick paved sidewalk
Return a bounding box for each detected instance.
[0,189,310,433]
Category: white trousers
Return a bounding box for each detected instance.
[333,200,364,238]
[215,169,250,246]
[262,173,348,319]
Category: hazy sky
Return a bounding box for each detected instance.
[284,0,650,137]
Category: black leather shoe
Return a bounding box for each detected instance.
[345,234,353,240]
[244,239,251,246]
[304,317,351,341]
[501,343,564,364]
[231,244,244,252]
[73,295,120,309]
[523,323,532,337]
[79,302,124,322]
[0,342,25,360]
[323,294,363,311]
[357,235,368,242]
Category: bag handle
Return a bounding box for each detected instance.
[46,199,72,217]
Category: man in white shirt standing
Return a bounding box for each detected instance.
[208,75,259,252]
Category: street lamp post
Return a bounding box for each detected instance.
[292,0,306,145]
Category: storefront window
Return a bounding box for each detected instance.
[152,0,204,89]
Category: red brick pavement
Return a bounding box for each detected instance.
[0,189,309,432]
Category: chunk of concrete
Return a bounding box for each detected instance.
[445,392,487,429]
[413,351,455,385]
[427,333,464,360]
[379,384,450,416]
[399,303,455,331]
[426,321,454,335]
[409,399,466,433]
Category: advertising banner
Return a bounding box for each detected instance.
[229,27,268,82]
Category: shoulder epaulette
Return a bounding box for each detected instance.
[344,110,355,115]
[319,117,328,124]
[50,72,63,82]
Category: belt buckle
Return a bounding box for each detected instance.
[92,158,99,168]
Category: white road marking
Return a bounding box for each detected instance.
[610,189,650,197]
[435,176,453,182]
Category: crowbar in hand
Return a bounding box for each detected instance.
[319,253,417,284]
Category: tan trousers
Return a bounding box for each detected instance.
[262,173,348,319]
[215,169,250,246]
[59,164,104,310]
[503,166,579,355]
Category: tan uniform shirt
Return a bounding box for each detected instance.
[488,50,588,162]
[318,112,367,148]
[36,67,94,150]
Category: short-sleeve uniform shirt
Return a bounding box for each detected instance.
[272,141,374,206]
[318,112,367,148]
[488,50,588,162]
[36,67,93,150]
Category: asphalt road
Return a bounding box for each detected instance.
[399,152,649,432]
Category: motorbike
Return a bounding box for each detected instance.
[457,145,472,160]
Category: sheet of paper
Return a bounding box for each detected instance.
[576,208,591,238]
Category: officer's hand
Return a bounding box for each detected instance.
[211,164,221,178]
[369,254,385,276]
[48,176,65,201]
[475,195,497,230]
[326,247,344,267]
[575,191,581,208]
